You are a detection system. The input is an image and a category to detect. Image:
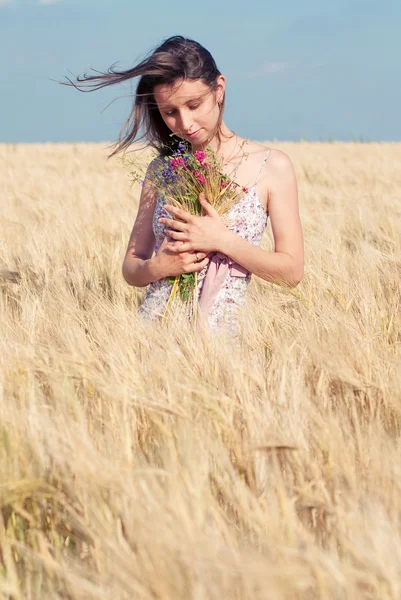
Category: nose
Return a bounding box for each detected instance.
[177,109,193,133]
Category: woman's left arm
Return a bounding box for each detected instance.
[160,150,304,288]
[220,150,304,287]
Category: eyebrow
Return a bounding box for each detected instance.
[160,96,203,110]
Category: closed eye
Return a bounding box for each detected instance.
[164,103,201,117]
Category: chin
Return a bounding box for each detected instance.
[189,132,208,147]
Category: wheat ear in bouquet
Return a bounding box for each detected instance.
[129,138,250,321]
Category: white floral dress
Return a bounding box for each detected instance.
[138,148,271,332]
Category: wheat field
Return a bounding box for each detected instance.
[1,142,401,599]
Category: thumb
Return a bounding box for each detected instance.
[199,192,219,218]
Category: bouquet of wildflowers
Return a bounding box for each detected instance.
[128,139,249,320]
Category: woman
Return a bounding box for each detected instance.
[67,35,304,333]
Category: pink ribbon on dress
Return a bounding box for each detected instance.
[198,252,249,315]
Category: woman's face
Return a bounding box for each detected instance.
[154,77,225,148]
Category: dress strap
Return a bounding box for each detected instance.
[254,148,271,186]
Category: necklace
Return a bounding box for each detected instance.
[220,137,250,183]
[219,134,240,165]
[197,130,250,183]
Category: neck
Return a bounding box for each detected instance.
[191,121,238,159]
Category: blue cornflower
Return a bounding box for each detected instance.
[161,165,177,184]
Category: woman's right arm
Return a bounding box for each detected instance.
[122,159,165,287]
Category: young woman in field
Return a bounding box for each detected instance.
[68,35,304,333]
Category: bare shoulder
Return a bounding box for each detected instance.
[244,141,295,196]
[255,146,296,187]
[243,141,294,173]
[266,148,295,172]
[242,140,270,162]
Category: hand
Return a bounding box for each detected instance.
[154,236,210,279]
[158,192,228,254]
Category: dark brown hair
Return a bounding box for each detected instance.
[62,35,226,157]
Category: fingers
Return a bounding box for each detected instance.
[199,193,219,218]
[159,217,187,231]
[190,257,210,272]
[166,242,192,253]
[164,204,192,223]
[165,229,186,241]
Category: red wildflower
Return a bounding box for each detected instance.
[171,157,185,170]
[194,171,206,185]
[194,150,206,163]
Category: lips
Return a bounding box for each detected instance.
[186,129,200,138]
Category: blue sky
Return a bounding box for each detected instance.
[1,0,400,142]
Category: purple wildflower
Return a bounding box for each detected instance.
[161,165,177,184]
[176,141,187,155]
